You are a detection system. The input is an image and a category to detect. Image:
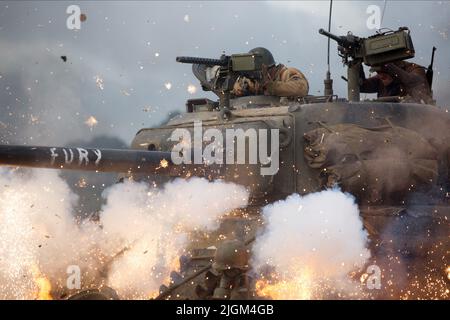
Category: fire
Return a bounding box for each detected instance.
[256,268,315,300]
[360,272,369,284]
[148,291,160,299]
[147,253,181,299]
[31,265,52,300]
[446,266,450,281]
[77,177,88,188]
[159,159,169,168]
[187,84,197,94]
[85,116,98,128]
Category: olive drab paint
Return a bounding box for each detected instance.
[170,121,279,176]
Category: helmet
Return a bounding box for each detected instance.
[67,286,120,300]
[212,239,249,271]
[248,47,275,67]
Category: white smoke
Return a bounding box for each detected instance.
[97,178,249,298]
[252,189,371,299]
[0,168,371,300]
[0,169,249,299]
[0,168,100,299]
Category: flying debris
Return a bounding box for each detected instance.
[85,116,98,128]
[120,89,131,96]
[30,115,39,124]
[60,55,67,62]
[94,75,104,90]
[77,177,88,188]
[187,84,197,94]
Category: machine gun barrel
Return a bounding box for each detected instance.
[176,56,228,66]
[319,28,343,44]
[0,145,174,174]
[318,28,357,49]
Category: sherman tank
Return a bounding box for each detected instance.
[0,28,448,300]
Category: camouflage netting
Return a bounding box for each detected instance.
[304,123,439,204]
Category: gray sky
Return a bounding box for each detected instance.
[0,1,449,146]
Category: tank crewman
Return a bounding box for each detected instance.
[360,60,433,104]
[210,239,253,300]
[232,47,309,98]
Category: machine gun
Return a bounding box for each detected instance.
[176,53,263,117]
[319,27,415,101]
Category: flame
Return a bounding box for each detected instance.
[159,159,169,168]
[77,177,87,188]
[256,268,315,300]
[187,84,197,94]
[446,266,450,281]
[31,265,52,300]
[147,254,181,299]
[85,116,98,128]
[360,272,369,284]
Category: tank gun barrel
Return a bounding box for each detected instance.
[0,145,173,174]
[176,56,228,66]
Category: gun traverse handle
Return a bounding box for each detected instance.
[176,56,228,66]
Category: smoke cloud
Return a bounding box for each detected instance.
[0,168,99,299]
[252,189,371,299]
[0,169,446,299]
[97,177,249,298]
[0,168,249,299]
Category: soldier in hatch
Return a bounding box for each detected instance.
[210,239,253,300]
[231,47,309,98]
[360,60,433,104]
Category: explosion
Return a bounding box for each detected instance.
[187,84,197,94]
[252,190,371,300]
[0,168,447,300]
[0,169,249,299]
[256,266,315,300]
[159,159,169,169]
[31,265,52,300]
[85,116,98,128]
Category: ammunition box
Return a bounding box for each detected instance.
[231,53,263,72]
[362,29,415,66]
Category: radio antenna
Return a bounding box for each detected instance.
[324,0,334,97]
[380,0,388,28]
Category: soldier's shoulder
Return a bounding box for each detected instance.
[283,66,308,80]
[411,63,427,73]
